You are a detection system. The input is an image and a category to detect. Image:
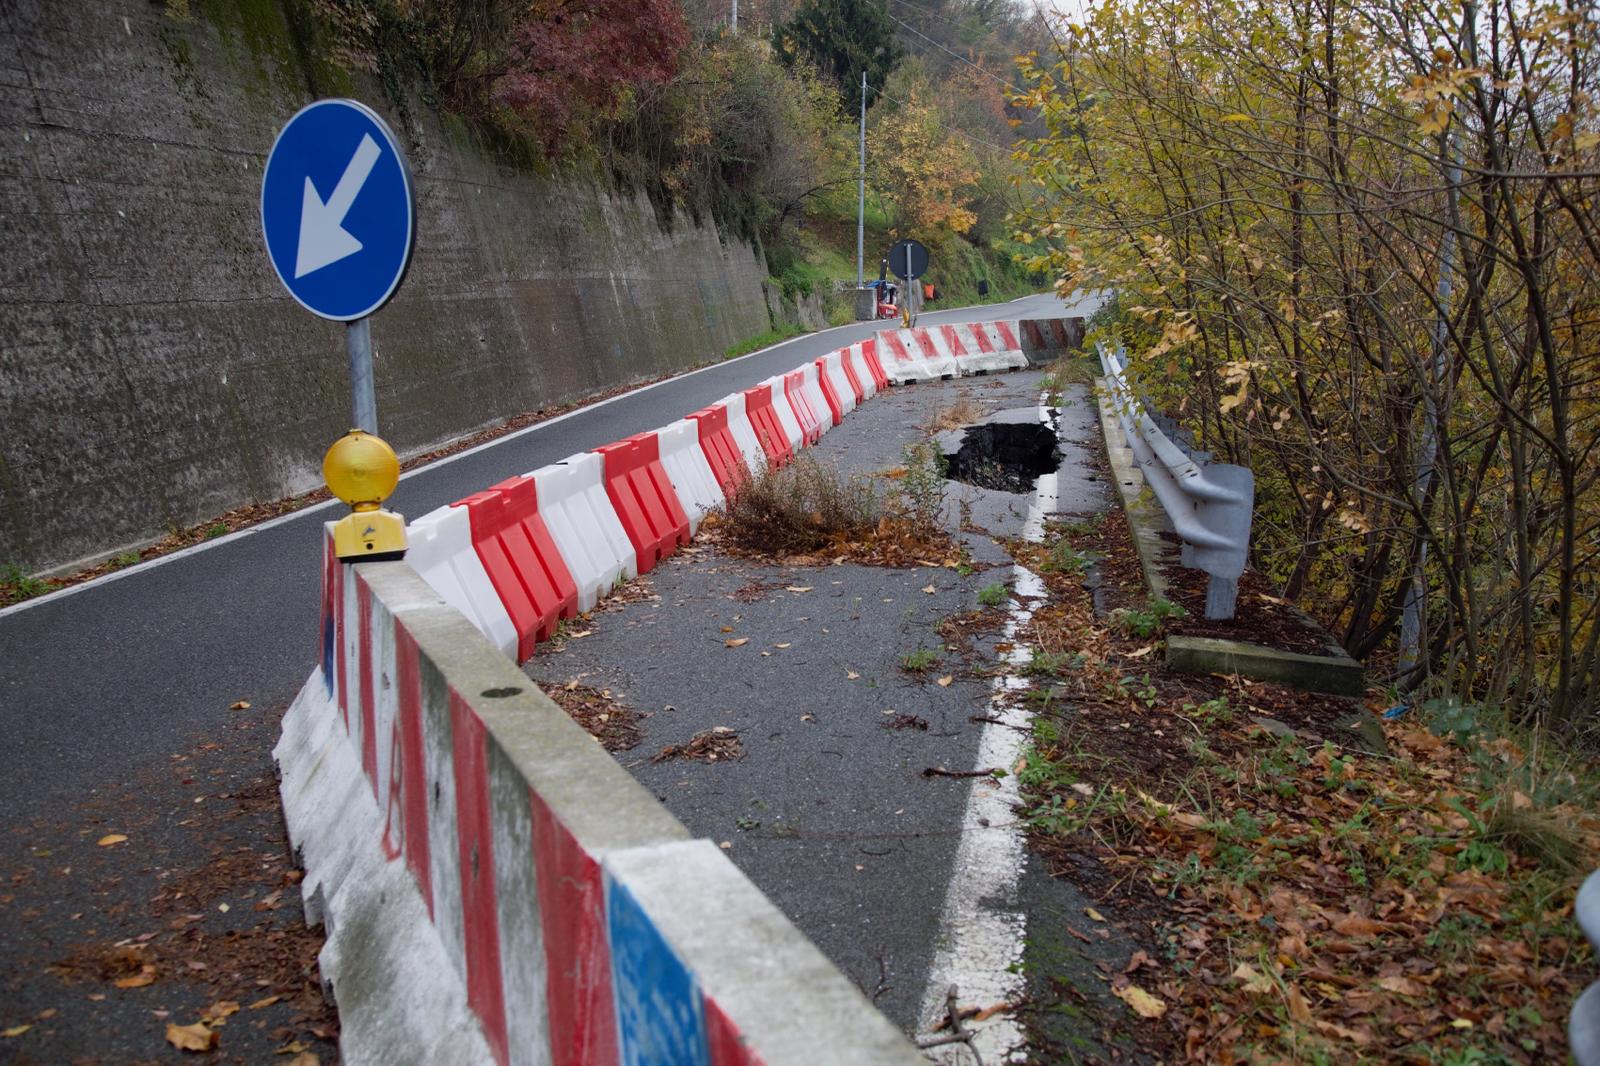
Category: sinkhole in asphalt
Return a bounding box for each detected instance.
[943,422,1061,493]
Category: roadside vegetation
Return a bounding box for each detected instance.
[1008,517,1597,1063]
[1011,0,1599,731]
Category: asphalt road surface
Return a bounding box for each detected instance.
[0,292,1087,826]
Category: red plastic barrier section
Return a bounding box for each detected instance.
[455,477,580,661]
[743,384,794,468]
[837,350,866,405]
[861,339,890,390]
[813,358,845,425]
[596,434,691,575]
[783,370,823,445]
[687,404,750,498]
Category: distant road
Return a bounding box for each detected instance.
[0,292,1090,822]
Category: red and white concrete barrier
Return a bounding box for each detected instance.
[281,552,922,1065]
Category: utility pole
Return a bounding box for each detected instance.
[856,71,867,288]
[731,0,737,33]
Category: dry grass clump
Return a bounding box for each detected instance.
[925,397,988,432]
[720,456,882,555]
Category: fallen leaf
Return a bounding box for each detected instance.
[287,1054,320,1066]
[1332,914,1384,938]
[2,1025,30,1038]
[248,995,282,1010]
[1285,984,1312,1023]
[277,1040,310,1055]
[1377,975,1425,997]
[1071,782,1095,797]
[229,700,251,710]
[1125,645,1155,659]
[568,630,592,639]
[846,670,860,680]
[165,1021,218,1051]
[202,1000,240,1024]
[720,626,734,633]
[1450,1018,1474,1030]
[36,1010,56,1020]
[96,834,128,847]
[921,584,937,594]
[785,586,813,593]
[216,903,230,914]
[1113,983,1166,1018]
[1233,962,1275,994]
[936,675,953,687]
[1085,907,1106,922]
[774,643,791,649]
[115,965,158,989]
[972,1002,1012,1022]
[724,638,749,648]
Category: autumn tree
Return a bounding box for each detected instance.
[1012,0,1600,724]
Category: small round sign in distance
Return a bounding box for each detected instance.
[887,238,929,281]
[260,98,416,322]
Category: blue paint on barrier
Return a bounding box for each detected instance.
[605,873,710,1066]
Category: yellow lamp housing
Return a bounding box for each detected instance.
[323,429,407,562]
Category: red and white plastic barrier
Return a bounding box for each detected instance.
[405,503,520,659]
[283,552,922,1065]
[718,391,770,476]
[531,453,638,613]
[816,351,855,420]
[740,384,793,469]
[596,434,692,575]
[780,370,823,446]
[454,477,580,662]
[655,418,726,535]
[686,402,751,499]
[852,340,888,394]
[760,379,807,456]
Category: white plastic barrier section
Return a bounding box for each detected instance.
[766,375,807,454]
[528,452,638,612]
[800,363,835,431]
[721,391,769,475]
[819,350,858,417]
[655,417,726,535]
[843,342,879,399]
[401,503,520,660]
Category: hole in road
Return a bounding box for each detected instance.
[943,422,1061,493]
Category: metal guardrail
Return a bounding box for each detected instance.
[1097,344,1255,619]
[1573,870,1600,1063]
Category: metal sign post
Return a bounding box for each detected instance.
[260,98,416,434]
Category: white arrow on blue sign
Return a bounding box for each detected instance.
[260,99,415,322]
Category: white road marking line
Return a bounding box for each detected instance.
[918,397,1059,1064]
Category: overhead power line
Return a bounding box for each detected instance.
[885,11,1015,88]
[870,85,1013,153]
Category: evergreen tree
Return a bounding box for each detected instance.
[771,0,901,113]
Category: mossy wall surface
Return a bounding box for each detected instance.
[0,0,771,572]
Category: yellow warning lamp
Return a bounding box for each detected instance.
[324,429,407,561]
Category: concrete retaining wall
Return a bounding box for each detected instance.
[278,543,923,1064]
[0,0,772,574]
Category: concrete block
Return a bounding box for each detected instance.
[1166,635,1365,697]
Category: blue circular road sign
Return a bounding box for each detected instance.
[261,99,415,322]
